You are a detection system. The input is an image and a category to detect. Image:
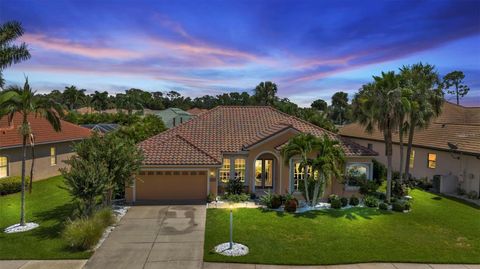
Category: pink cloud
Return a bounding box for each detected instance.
[22,33,141,59]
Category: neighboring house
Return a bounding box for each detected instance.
[154,108,193,128]
[0,113,91,180]
[187,107,208,117]
[82,123,120,134]
[339,101,480,195]
[126,106,376,204]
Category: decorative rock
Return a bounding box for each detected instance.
[4,222,39,233]
[214,242,249,256]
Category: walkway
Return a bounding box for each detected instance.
[0,260,87,269]
[203,263,480,269]
[83,204,206,269]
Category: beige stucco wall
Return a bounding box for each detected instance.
[0,141,76,181]
[348,137,480,194]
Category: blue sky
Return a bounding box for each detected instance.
[1,0,479,106]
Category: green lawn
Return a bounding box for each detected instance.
[0,176,91,259]
[204,189,480,265]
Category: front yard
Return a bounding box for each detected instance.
[0,176,91,259]
[204,189,480,265]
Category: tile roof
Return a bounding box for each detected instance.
[0,113,91,149]
[139,106,377,165]
[339,102,480,156]
[187,108,209,116]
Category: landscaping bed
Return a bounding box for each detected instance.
[204,189,480,265]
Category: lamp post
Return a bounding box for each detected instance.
[229,205,233,249]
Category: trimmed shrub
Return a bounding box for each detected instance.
[249,193,257,200]
[328,194,339,203]
[467,191,478,200]
[379,202,388,210]
[224,193,249,203]
[259,191,282,209]
[372,191,386,201]
[457,188,466,196]
[226,177,244,195]
[330,198,342,209]
[63,209,115,250]
[359,180,380,195]
[0,176,29,195]
[349,195,360,206]
[364,195,379,208]
[271,195,282,209]
[392,181,409,198]
[392,201,406,212]
[340,197,348,207]
[404,202,411,211]
[284,198,298,213]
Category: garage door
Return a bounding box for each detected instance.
[135,170,207,202]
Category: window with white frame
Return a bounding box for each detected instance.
[292,160,312,191]
[219,158,230,183]
[234,159,246,182]
[345,163,370,186]
[0,156,8,178]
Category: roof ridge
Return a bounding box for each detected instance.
[265,106,338,136]
[175,134,221,163]
[243,123,298,149]
[139,106,223,145]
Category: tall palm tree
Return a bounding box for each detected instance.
[281,133,321,205]
[0,78,63,226]
[0,21,31,89]
[253,81,278,106]
[352,71,407,201]
[399,63,444,180]
[395,88,412,182]
[310,134,345,205]
[63,85,86,110]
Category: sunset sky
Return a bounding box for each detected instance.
[1,0,479,106]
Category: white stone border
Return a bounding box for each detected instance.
[92,206,130,251]
[215,242,249,256]
[4,222,39,233]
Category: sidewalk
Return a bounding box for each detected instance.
[203,262,480,269]
[0,260,87,269]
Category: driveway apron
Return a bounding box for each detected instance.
[84,205,206,269]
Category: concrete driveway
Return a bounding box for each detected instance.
[84,205,206,269]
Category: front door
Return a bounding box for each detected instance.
[255,159,273,189]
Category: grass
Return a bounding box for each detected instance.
[204,189,480,265]
[0,176,91,259]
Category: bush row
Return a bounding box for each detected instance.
[0,176,30,196]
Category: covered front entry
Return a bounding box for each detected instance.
[133,170,208,204]
[254,152,279,193]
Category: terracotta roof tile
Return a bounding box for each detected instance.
[139,106,377,165]
[187,108,209,116]
[339,102,480,155]
[0,113,91,148]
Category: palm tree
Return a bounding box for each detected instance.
[399,63,444,180]
[310,134,345,205]
[91,91,109,111]
[281,133,321,205]
[253,81,278,106]
[352,71,406,201]
[0,78,63,226]
[0,21,31,89]
[395,87,412,182]
[63,85,86,110]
